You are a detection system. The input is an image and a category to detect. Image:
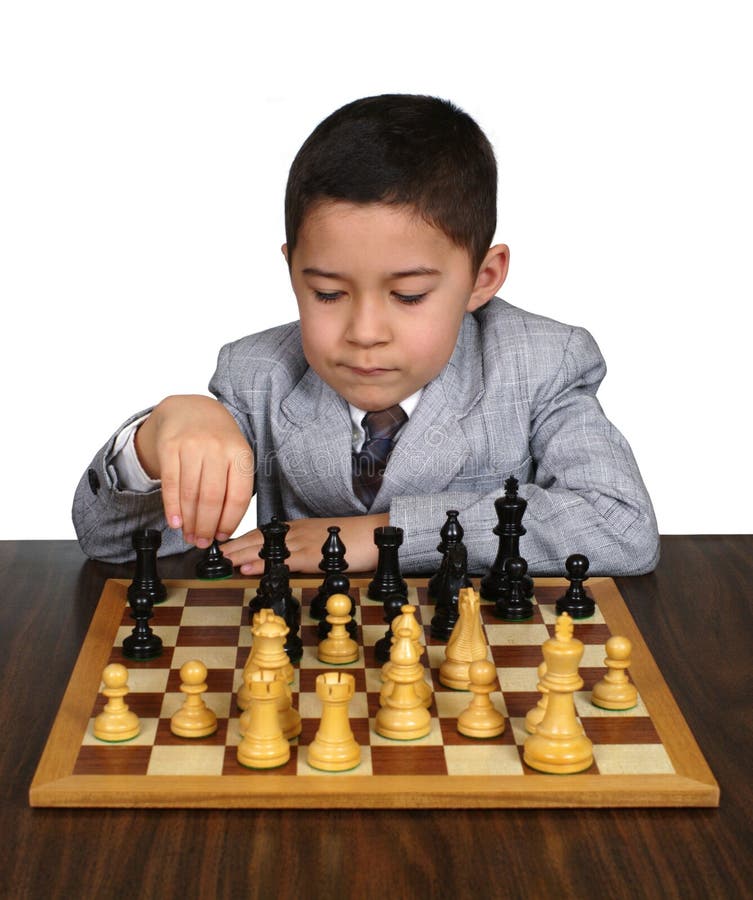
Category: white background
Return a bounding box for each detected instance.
[2,1,751,540]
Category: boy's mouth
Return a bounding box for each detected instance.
[344,365,395,376]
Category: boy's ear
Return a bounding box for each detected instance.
[281,243,289,263]
[466,244,510,311]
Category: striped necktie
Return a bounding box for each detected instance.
[352,405,408,508]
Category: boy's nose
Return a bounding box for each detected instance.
[344,295,391,347]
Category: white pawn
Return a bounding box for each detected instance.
[318,594,359,665]
[591,636,638,710]
[93,663,140,742]
[170,660,218,738]
[457,659,505,738]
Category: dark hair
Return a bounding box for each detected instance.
[284,94,497,273]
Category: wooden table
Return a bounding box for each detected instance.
[1,537,751,899]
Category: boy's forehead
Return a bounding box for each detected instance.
[296,199,466,271]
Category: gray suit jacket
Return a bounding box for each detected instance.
[73,299,659,575]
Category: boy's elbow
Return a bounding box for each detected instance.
[617,512,660,576]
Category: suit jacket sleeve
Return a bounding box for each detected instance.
[390,326,660,576]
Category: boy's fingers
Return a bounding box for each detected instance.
[159,452,183,530]
[177,453,204,544]
[193,457,234,546]
[216,465,254,539]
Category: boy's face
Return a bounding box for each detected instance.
[285,201,507,412]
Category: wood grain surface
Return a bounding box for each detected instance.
[1,537,751,899]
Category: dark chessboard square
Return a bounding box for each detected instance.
[176,625,242,646]
[438,718,514,746]
[165,668,235,693]
[155,718,228,746]
[223,744,298,776]
[572,623,611,644]
[185,588,246,607]
[122,606,182,627]
[74,745,152,776]
[533,586,564,605]
[581,716,660,744]
[370,744,448,777]
[359,605,388,626]
[490,645,545,667]
[107,646,175,669]
[500,691,541,717]
[300,624,320,643]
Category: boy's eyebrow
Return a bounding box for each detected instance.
[301,266,441,279]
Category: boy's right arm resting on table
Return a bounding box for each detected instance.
[72,396,255,563]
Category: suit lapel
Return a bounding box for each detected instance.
[275,368,362,516]
[375,312,485,509]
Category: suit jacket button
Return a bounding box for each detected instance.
[88,468,100,495]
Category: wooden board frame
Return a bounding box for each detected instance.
[29,577,719,809]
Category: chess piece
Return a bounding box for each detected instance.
[430,542,470,640]
[127,528,167,605]
[250,564,302,663]
[524,612,594,774]
[374,592,408,664]
[493,557,534,621]
[427,510,470,600]
[375,627,431,740]
[93,663,140,742]
[236,670,291,769]
[317,594,359,664]
[170,660,218,738]
[480,477,534,602]
[556,554,595,619]
[439,587,488,690]
[316,571,358,641]
[457,659,505,738]
[195,539,233,579]
[591,636,638,710]
[367,526,408,602]
[237,610,293,710]
[307,672,361,772]
[122,592,163,660]
[379,604,432,708]
[240,672,301,741]
[310,526,349,620]
[524,661,549,733]
[258,516,291,575]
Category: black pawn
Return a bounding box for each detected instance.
[427,510,465,601]
[493,557,534,621]
[367,526,408,602]
[480,477,534,602]
[317,572,358,640]
[430,542,470,641]
[258,516,291,575]
[128,528,167,606]
[196,540,233,579]
[311,526,349,620]
[122,593,163,659]
[374,593,407,664]
[556,554,594,619]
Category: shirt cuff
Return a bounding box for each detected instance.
[109,415,161,492]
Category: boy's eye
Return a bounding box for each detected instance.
[393,292,427,304]
[314,290,344,302]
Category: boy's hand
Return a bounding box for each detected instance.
[221,513,390,575]
[134,395,254,548]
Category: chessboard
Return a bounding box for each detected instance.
[29,576,719,808]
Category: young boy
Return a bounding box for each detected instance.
[73,94,659,576]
